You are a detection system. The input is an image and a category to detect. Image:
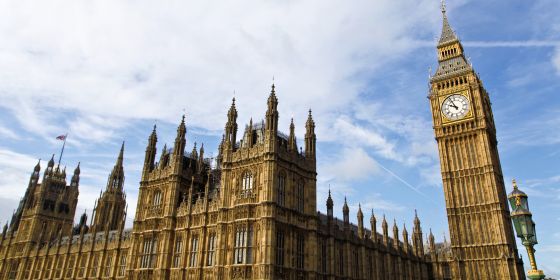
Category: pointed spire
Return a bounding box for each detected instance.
[438,0,458,46]
[357,203,363,217]
[370,209,376,224]
[173,115,187,160]
[34,159,41,172]
[326,188,334,219]
[117,141,124,166]
[192,142,198,158]
[288,117,297,152]
[370,209,377,242]
[107,143,125,191]
[265,83,279,134]
[342,197,349,213]
[305,109,316,158]
[512,179,518,190]
[143,124,158,176]
[48,154,55,167]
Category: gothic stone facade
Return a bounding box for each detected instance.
[0,8,527,280]
[0,87,447,280]
[427,6,525,280]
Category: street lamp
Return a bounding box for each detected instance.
[508,179,545,280]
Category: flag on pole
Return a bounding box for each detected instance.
[56,135,67,141]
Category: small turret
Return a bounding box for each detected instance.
[403,223,409,252]
[382,215,388,245]
[143,125,157,176]
[173,115,187,163]
[288,118,297,152]
[326,189,334,221]
[224,97,238,149]
[413,210,424,256]
[342,197,349,226]
[428,228,435,253]
[107,143,125,191]
[71,163,80,187]
[370,210,377,242]
[44,154,55,177]
[265,84,279,133]
[393,219,399,249]
[357,204,364,238]
[305,109,316,159]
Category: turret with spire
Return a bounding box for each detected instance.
[326,189,334,221]
[288,117,297,152]
[403,223,409,253]
[173,115,187,167]
[71,162,80,187]
[357,204,364,239]
[382,215,389,246]
[225,97,238,149]
[92,144,127,232]
[342,197,350,228]
[431,0,471,80]
[393,219,400,250]
[265,84,279,153]
[107,142,125,191]
[370,210,377,243]
[305,109,316,159]
[412,210,424,256]
[143,125,157,178]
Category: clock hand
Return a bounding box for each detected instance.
[449,102,459,110]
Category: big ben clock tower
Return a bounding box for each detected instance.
[429,4,526,279]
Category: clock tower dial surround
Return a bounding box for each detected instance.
[427,6,525,280]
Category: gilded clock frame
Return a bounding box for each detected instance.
[439,89,473,124]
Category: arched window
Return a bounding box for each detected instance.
[153,190,162,206]
[241,171,253,191]
[234,225,253,264]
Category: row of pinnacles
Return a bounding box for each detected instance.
[0,84,450,279]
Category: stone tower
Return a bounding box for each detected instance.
[218,84,317,279]
[428,4,525,279]
[11,156,80,244]
[92,142,127,232]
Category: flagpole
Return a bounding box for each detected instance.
[58,133,68,166]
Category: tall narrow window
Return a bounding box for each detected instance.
[153,190,162,206]
[277,175,285,207]
[173,236,183,268]
[321,239,327,273]
[353,249,359,278]
[296,234,304,270]
[140,238,157,268]
[241,171,253,192]
[276,231,284,266]
[78,256,87,277]
[7,260,18,280]
[118,255,127,276]
[296,181,304,212]
[90,254,99,277]
[104,256,112,277]
[66,256,75,278]
[339,246,344,275]
[207,233,216,266]
[233,225,253,264]
[189,235,199,267]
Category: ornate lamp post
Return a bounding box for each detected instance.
[508,179,545,280]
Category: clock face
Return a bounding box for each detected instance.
[442,94,470,120]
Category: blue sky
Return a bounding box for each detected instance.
[0,0,559,277]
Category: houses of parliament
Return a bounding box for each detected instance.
[0,6,527,280]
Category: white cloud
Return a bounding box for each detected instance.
[0,0,441,142]
[321,147,380,183]
[0,149,39,198]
